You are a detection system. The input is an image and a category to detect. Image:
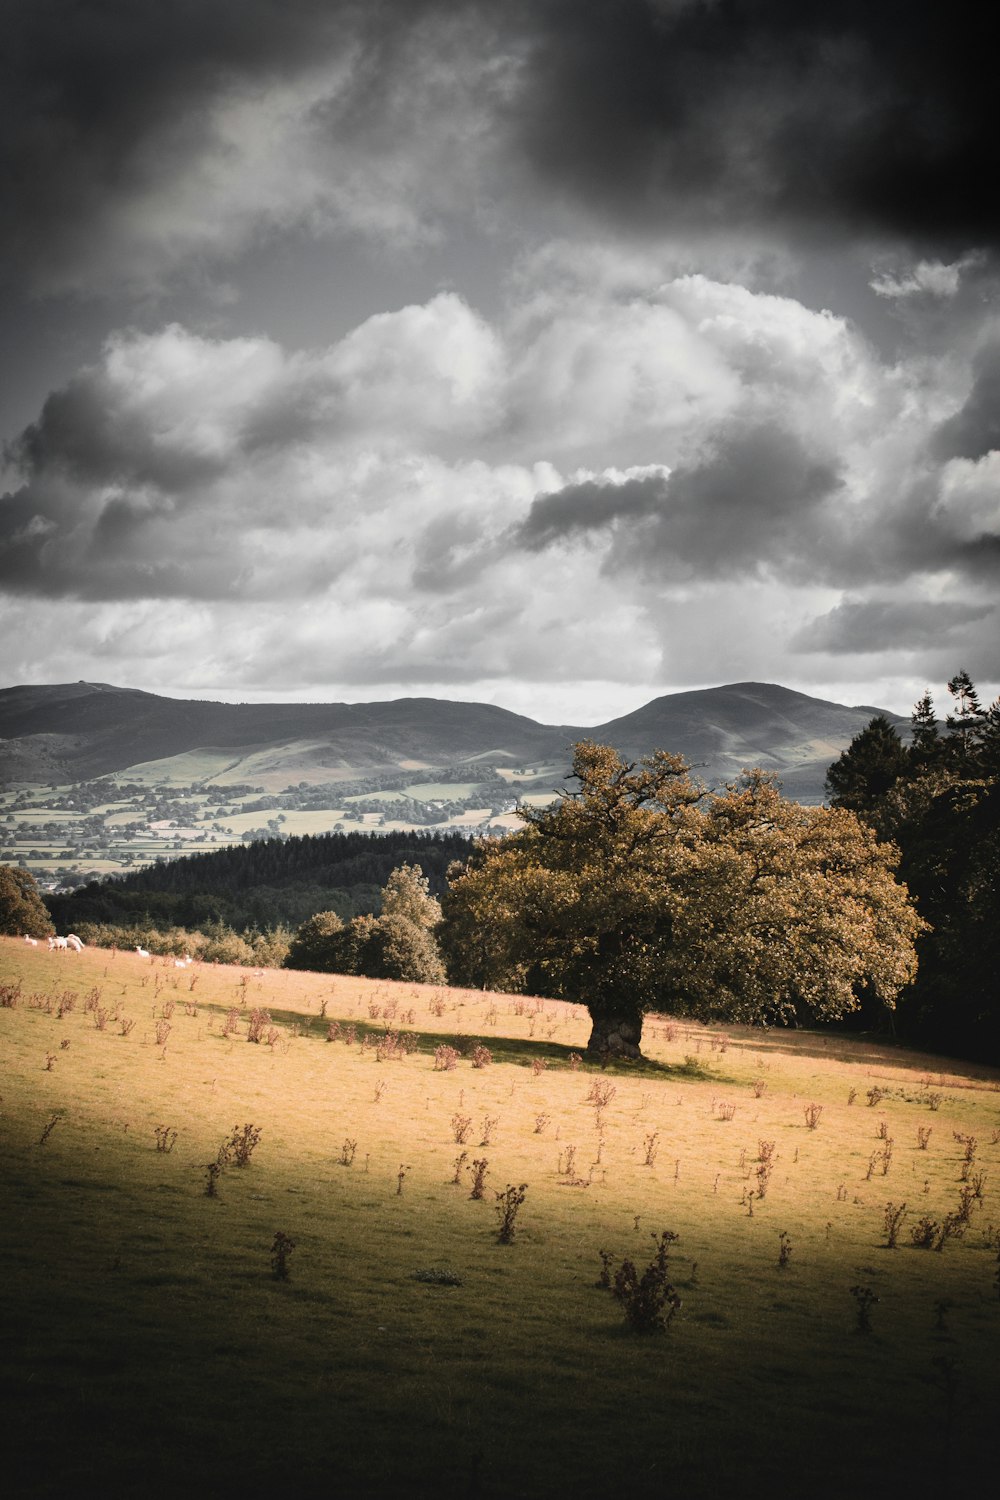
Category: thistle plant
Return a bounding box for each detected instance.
[608,1231,682,1333]
[495,1183,527,1243]
[850,1284,878,1333]
[270,1231,295,1280]
[883,1202,907,1248]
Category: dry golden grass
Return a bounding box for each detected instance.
[2,936,998,1498]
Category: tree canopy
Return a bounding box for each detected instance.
[440,744,921,1058]
[284,862,445,984]
[0,864,54,939]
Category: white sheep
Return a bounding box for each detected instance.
[23,935,39,946]
[66,934,84,952]
[136,945,150,958]
[48,935,68,950]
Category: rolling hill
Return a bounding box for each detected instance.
[0,679,903,802]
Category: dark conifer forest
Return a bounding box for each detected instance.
[45,829,471,933]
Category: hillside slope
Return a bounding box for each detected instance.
[0,679,905,801]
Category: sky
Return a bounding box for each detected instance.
[1,0,997,725]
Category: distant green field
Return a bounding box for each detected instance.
[402,782,483,800]
[1,937,997,1498]
[2,766,505,882]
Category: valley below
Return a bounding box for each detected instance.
[0,679,901,886]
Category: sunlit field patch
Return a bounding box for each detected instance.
[1,937,997,1498]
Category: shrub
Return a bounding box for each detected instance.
[246,1008,271,1043]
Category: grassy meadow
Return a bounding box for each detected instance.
[1,936,998,1497]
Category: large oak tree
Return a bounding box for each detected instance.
[440,744,922,1058]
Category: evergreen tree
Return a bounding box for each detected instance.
[824,715,908,827]
[909,691,939,768]
[827,673,1000,1061]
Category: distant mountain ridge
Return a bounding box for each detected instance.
[0,679,904,802]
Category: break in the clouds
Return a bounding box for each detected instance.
[1,2,997,720]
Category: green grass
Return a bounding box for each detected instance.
[1,938,998,1498]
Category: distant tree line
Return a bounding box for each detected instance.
[44,829,470,934]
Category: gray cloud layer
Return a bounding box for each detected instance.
[3,1,996,298]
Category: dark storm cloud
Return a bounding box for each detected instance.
[0,477,240,602]
[8,377,225,491]
[512,0,998,249]
[517,473,664,550]
[932,341,1000,461]
[3,1,995,298]
[0,0,451,290]
[792,598,997,655]
[517,425,843,580]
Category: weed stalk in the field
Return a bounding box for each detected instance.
[270,1231,295,1280]
[608,1230,682,1333]
[221,1123,262,1167]
[883,1202,907,1248]
[469,1158,489,1199]
[495,1183,527,1243]
[850,1284,878,1333]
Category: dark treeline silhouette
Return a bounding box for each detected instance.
[825,671,999,1063]
[46,829,471,933]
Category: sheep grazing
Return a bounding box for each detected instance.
[23,935,39,946]
[48,936,68,951]
[135,946,150,958]
[66,934,84,952]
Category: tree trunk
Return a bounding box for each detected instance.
[585,1009,644,1060]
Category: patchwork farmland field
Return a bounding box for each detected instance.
[0,759,562,883]
[1,938,997,1497]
